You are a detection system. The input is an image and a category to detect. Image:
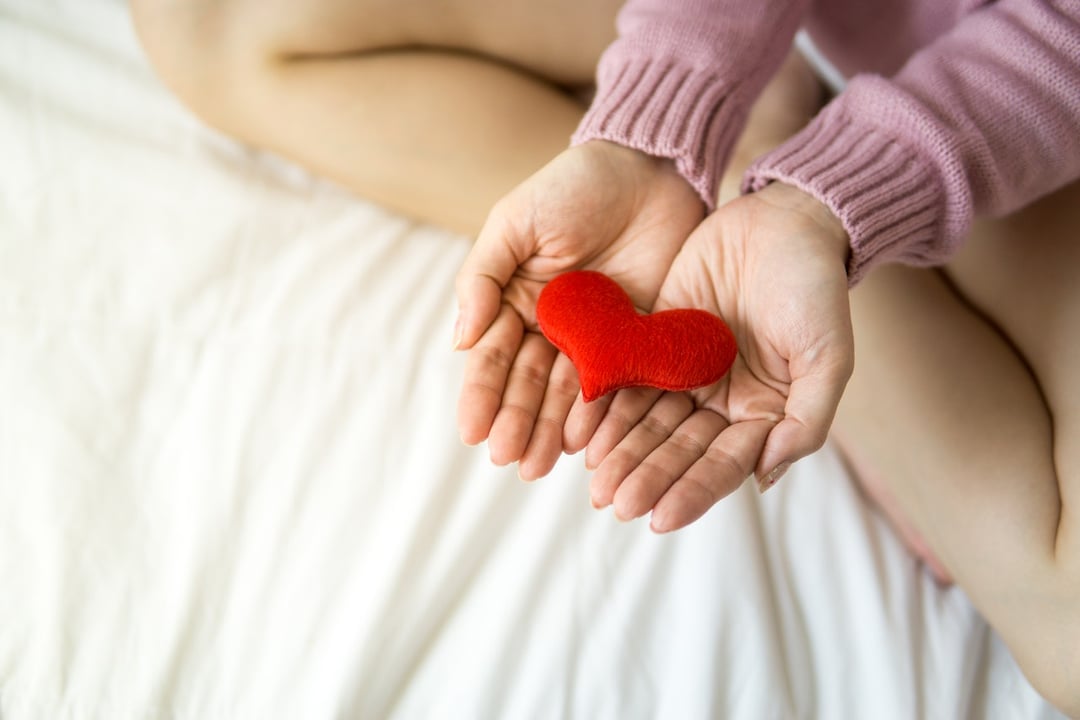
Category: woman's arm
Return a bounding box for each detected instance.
[573,0,812,210]
[745,0,1080,283]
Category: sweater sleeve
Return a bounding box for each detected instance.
[572,0,811,211]
[744,0,1080,284]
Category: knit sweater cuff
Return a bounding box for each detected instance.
[743,103,949,285]
[573,54,748,212]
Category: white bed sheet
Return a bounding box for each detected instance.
[0,2,1065,718]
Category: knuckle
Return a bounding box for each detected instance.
[632,458,675,487]
[532,414,564,436]
[681,475,720,509]
[546,366,581,399]
[604,445,644,476]
[459,374,503,407]
[508,360,548,390]
[498,402,536,425]
[639,412,677,440]
[624,387,658,405]
[668,430,709,458]
[703,445,750,482]
[473,344,514,375]
[808,428,830,453]
[793,418,830,455]
[605,408,641,438]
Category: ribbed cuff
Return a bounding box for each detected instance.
[743,101,952,285]
[573,54,748,212]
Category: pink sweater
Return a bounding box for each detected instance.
[572,0,1080,282]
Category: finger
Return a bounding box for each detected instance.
[563,392,610,454]
[756,348,854,489]
[590,393,695,512]
[518,353,580,481]
[457,304,524,446]
[487,332,558,466]
[454,205,528,351]
[609,408,726,521]
[585,387,664,470]
[650,418,774,533]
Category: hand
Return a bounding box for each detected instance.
[565,182,854,532]
[455,141,704,480]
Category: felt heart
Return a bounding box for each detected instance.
[536,270,737,402]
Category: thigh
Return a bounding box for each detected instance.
[840,261,1059,574]
[836,256,1069,686]
[944,181,1080,533]
[243,0,623,85]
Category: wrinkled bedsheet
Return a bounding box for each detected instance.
[0,2,1064,717]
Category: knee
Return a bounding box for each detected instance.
[1046,642,1080,717]
[130,0,268,132]
[1033,669,1080,719]
[1016,612,1080,717]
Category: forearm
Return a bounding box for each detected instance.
[745,0,1080,282]
[574,0,812,209]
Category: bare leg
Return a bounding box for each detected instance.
[718,53,824,204]
[130,0,621,234]
[834,182,1080,715]
[130,1,826,235]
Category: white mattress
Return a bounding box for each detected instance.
[0,2,1065,717]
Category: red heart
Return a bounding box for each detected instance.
[536,271,737,402]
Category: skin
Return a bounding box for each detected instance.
[130,0,1079,712]
[453,141,704,476]
[564,182,852,531]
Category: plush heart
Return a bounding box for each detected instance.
[536,270,737,402]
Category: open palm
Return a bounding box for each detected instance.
[455,141,704,479]
[567,183,854,532]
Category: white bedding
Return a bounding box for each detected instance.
[0,2,1065,718]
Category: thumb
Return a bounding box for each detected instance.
[453,205,532,350]
[755,346,853,490]
[651,250,721,317]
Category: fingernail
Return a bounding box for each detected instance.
[649,513,669,534]
[758,462,790,494]
[451,315,464,351]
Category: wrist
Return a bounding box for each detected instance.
[580,140,706,214]
[580,140,681,178]
[754,181,850,269]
